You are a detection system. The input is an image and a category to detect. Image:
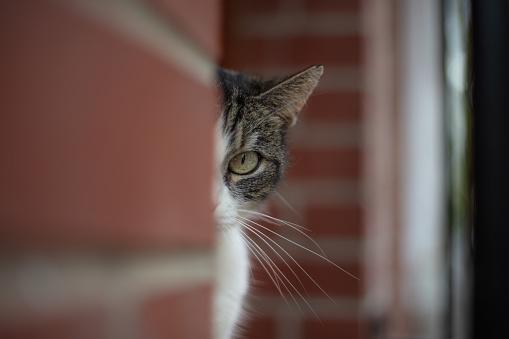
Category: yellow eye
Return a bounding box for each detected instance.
[228,151,260,175]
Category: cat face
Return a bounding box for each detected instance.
[215,66,323,230]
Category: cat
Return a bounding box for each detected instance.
[213,65,324,339]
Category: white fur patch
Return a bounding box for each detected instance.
[213,119,250,339]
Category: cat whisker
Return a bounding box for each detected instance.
[241,233,283,292]
[238,216,359,282]
[238,209,329,260]
[239,217,338,312]
[238,229,292,309]
[275,192,304,220]
[238,219,309,295]
[238,228,304,314]
[238,209,309,231]
[309,91,335,98]
[237,219,320,320]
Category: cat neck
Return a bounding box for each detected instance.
[214,225,250,339]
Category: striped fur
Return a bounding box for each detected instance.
[214,65,323,339]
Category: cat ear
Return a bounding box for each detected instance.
[258,65,323,128]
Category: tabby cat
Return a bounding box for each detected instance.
[214,65,324,339]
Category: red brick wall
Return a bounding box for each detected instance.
[222,1,365,338]
[0,0,219,338]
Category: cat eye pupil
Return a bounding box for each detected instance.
[228,151,260,175]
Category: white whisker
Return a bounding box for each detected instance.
[239,219,308,294]
[239,217,339,310]
[239,216,359,282]
[239,209,309,231]
[238,228,303,314]
[275,192,304,219]
[238,228,292,308]
[237,219,320,319]
[238,209,330,260]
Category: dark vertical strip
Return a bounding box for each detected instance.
[472,1,509,338]
[441,2,453,337]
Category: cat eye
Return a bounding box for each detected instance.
[228,151,261,175]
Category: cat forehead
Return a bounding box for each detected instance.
[218,68,284,98]
[218,86,276,138]
[220,98,283,150]
[221,107,282,153]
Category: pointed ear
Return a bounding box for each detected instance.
[257,65,323,128]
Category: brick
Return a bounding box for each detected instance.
[243,317,277,339]
[0,307,105,339]
[230,36,361,69]
[305,0,360,13]
[301,91,362,123]
[227,0,279,15]
[141,284,212,339]
[0,1,214,249]
[287,149,361,180]
[251,259,361,296]
[305,206,362,237]
[148,0,222,58]
[303,319,364,339]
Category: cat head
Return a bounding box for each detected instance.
[215,65,323,230]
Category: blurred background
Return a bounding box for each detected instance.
[0,0,508,338]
